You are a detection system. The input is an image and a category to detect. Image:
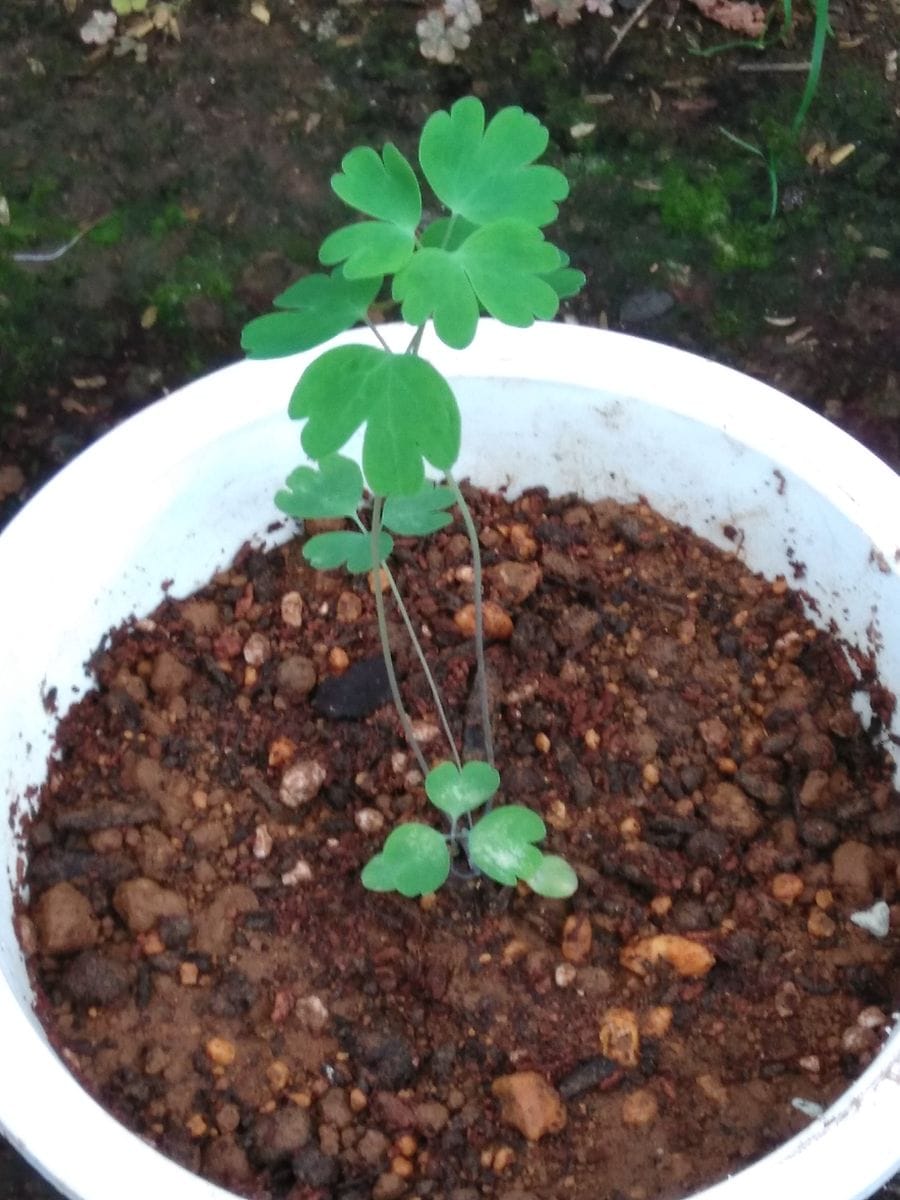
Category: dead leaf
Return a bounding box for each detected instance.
[72,375,107,390]
[141,305,158,329]
[687,0,765,37]
[250,1,271,24]
[828,143,856,167]
[61,397,93,415]
[764,315,797,327]
[127,16,155,37]
[570,121,596,139]
[0,196,9,227]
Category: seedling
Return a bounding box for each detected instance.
[242,97,583,899]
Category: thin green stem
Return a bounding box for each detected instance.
[405,323,426,356]
[353,523,461,767]
[718,126,780,219]
[446,472,495,767]
[369,497,429,777]
[366,319,391,352]
[384,569,462,769]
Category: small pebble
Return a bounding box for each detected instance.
[281,859,313,886]
[555,963,576,988]
[850,900,890,938]
[621,1088,659,1127]
[599,1008,640,1068]
[561,913,593,964]
[620,933,715,978]
[243,632,271,665]
[280,760,327,808]
[356,807,385,834]
[206,1036,237,1067]
[454,601,514,640]
[791,1098,825,1119]
[281,591,304,627]
[492,1071,567,1141]
[771,873,804,904]
[807,909,837,939]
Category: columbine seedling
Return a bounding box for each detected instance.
[242,96,584,900]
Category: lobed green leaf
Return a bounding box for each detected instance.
[242,270,380,358]
[468,805,546,886]
[382,485,456,536]
[361,823,451,897]
[319,221,415,280]
[331,144,422,232]
[458,220,561,327]
[425,760,501,820]
[290,345,461,496]
[541,250,587,301]
[275,454,364,520]
[392,248,479,349]
[419,96,569,227]
[302,529,393,575]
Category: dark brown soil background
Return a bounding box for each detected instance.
[1,0,898,1195]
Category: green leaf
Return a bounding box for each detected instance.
[275,454,364,520]
[361,823,451,897]
[393,220,561,347]
[420,216,478,252]
[382,485,456,535]
[319,222,415,280]
[331,144,422,232]
[290,345,461,496]
[303,529,393,574]
[468,805,546,887]
[522,854,578,899]
[392,248,479,349]
[541,250,586,301]
[458,220,561,327]
[419,97,569,227]
[425,761,501,820]
[241,270,381,359]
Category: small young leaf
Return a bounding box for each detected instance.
[541,250,586,301]
[392,248,480,350]
[468,805,546,886]
[331,144,422,232]
[522,853,578,899]
[425,760,501,820]
[361,823,451,897]
[419,97,569,227]
[303,529,393,574]
[275,454,364,520]
[457,220,561,327]
[290,345,461,496]
[241,270,381,359]
[319,221,415,280]
[382,485,456,536]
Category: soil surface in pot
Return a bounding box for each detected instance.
[18,485,900,1200]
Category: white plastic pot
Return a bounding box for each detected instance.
[1,321,898,1200]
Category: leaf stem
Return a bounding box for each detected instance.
[354,515,461,768]
[446,472,495,768]
[405,323,426,356]
[365,319,391,352]
[370,497,429,777]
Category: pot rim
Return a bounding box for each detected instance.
[1,320,898,1200]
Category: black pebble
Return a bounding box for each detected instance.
[312,656,391,720]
